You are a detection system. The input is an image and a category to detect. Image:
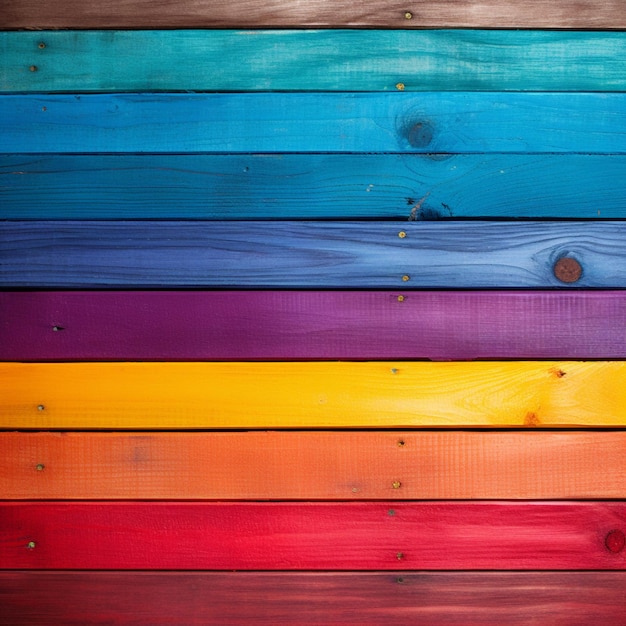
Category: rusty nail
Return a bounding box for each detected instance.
[27,541,36,549]
[404,11,413,19]
[402,275,410,282]
[36,464,45,471]
[396,82,405,91]
[392,480,402,489]
[553,257,582,283]
[38,42,46,49]
[606,529,626,554]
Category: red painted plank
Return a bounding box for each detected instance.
[1,571,625,625]
[2,290,625,361]
[2,502,625,570]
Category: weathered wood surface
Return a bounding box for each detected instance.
[2,502,625,569]
[2,361,625,429]
[2,155,624,220]
[1,0,624,29]
[1,221,624,288]
[3,93,624,154]
[3,291,626,361]
[2,431,625,500]
[2,30,625,93]
[1,572,625,626]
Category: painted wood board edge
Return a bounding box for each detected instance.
[2,361,626,428]
[2,0,625,29]
[2,430,625,499]
[2,290,626,361]
[2,502,625,569]
[1,571,625,625]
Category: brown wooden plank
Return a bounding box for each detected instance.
[2,431,625,500]
[1,571,625,625]
[2,502,625,570]
[0,0,623,29]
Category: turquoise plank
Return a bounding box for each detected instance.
[1,221,624,288]
[1,30,625,92]
[1,93,625,154]
[1,154,624,219]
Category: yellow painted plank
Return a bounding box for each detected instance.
[1,361,624,429]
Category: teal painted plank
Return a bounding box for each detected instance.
[1,93,625,154]
[1,221,624,288]
[1,30,625,92]
[1,154,624,219]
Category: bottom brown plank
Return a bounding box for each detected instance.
[0,572,624,625]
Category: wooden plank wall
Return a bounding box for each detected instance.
[1,2,626,624]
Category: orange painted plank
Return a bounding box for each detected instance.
[1,571,625,625]
[1,431,625,500]
[3,361,626,428]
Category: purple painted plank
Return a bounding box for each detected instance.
[1,291,624,361]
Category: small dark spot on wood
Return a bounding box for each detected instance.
[396,577,405,584]
[554,257,582,284]
[397,440,405,447]
[38,42,46,49]
[388,509,396,516]
[524,411,540,427]
[396,552,404,560]
[406,198,415,206]
[407,122,434,148]
[606,530,626,554]
[29,65,38,72]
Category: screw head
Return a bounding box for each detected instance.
[554,257,582,283]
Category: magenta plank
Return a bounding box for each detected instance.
[1,290,625,361]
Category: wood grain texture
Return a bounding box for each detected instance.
[3,290,626,362]
[1,572,625,626]
[2,221,625,288]
[2,431,625,500]
[2,502,625,569]
[2,361,625,429]
[2,154,625,220]
[3,93,625,154]
[1,0,624,29]
[2,30,625,93]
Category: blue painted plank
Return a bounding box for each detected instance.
[1,30,625,92]
[1,154,624,220]
[1,93,624,154]
[1,221,624,288]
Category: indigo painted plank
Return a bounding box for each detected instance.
[1,573,625,626]
[1,221,625,288]
[2,361,625,429]
[2,31,626,93]
[2,431,625,500]
[1,502,625,569]
[3,291,626,362]
[2,0,624,29]
[2,155,625,220]
[2,93,625,154]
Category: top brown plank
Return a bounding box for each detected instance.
[0,0,623,29]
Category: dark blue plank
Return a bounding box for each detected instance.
[1,221,624,288]
[1,93,624,154]
[1,154,624,220]
[1,30,625,92]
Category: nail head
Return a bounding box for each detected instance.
[398,231,407,239]
[402,275,410,282]
[29,65,38,72]
[38,42,46,49]
[27,541,36,549]
[397,295,405,302]
[392,480,402,489]
[37,405,45,411]
[396,82,405,91]
[36,464,45,471]
[404,11,413,19]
